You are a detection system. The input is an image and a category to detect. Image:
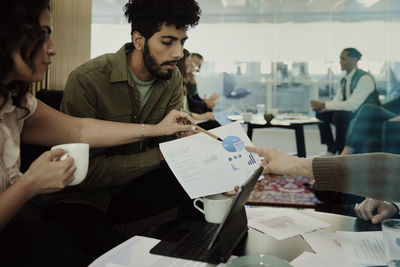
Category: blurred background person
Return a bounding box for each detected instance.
[310,48,380,156]
[178,49,221,130]
[186,52,220,114]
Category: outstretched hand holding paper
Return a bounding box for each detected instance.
[159,122,262,198]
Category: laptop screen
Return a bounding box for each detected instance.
[207,166,263,250]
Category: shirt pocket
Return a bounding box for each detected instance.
[144,106,168,124]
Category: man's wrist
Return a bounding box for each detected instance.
[295,158,314,178]
[392,202,400,215]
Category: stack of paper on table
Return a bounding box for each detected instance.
[89,236,234,267]
[302,229,385,266]
[246,207,330,240]
[159,122,262,198]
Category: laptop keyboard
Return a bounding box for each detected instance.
[170,223,219,261]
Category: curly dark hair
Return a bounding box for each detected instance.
[0,0,51,114]
[124,0,201,40]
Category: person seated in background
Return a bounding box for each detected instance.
[178,49,221,130]
[342,96,400,155]
[186,52,220,114]
[43,0,203,260]
[310,48,380,156]
[0,0,196,266]
[245,146,400,224]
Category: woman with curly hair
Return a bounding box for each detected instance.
[0,0,197,265]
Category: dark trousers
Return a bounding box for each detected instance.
[44,164,197,260]
[0,206,89,267]
[316,110,354,154]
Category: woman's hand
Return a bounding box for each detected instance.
[155,110,196,136]
[21,149,76,195]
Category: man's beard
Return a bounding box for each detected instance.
[142,42,176,80]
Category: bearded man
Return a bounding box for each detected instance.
[43,0,202,260]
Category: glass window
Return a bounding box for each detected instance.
[92,0,400,119]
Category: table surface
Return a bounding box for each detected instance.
[233,207,381,262]
[92,207,382,266]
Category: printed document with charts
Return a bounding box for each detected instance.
[159,121,262,199]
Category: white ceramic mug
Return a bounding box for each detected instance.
[193,194,233,224]
[51,143,89,186]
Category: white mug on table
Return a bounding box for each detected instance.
[51,143,89,186]
[193,193,233,224]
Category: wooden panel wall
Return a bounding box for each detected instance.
[48,0,92,90]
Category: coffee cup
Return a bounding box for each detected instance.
[193,193,233,224]
[241,112,252,123]
[264,113,275,124]
[51,143,89,186]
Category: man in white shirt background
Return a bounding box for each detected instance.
[310,47,380,156]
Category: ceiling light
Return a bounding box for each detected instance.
[357,0,380,8]
[221,0,246,7]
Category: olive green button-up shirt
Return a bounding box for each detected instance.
[44,43,184,211]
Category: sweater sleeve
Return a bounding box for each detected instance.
[313,153,400,201]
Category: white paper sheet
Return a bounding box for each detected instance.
[302,231,352,267]
[336,231,386,266]
[90,235,224,267]
[290,251,325,267]
[246,208,330,240]
[159,122,262,198]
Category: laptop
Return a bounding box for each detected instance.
[150,167,263,264]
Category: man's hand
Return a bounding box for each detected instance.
[203,93,219,109]
[310,100,325,111]
[245,147,314,178]
[354,198,398,224]
[156,110,196,136]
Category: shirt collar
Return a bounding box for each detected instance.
[346,68,357,80]
[109,43,134,85]
[0,94,16,117]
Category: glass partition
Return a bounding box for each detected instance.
[92,0,400,120]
